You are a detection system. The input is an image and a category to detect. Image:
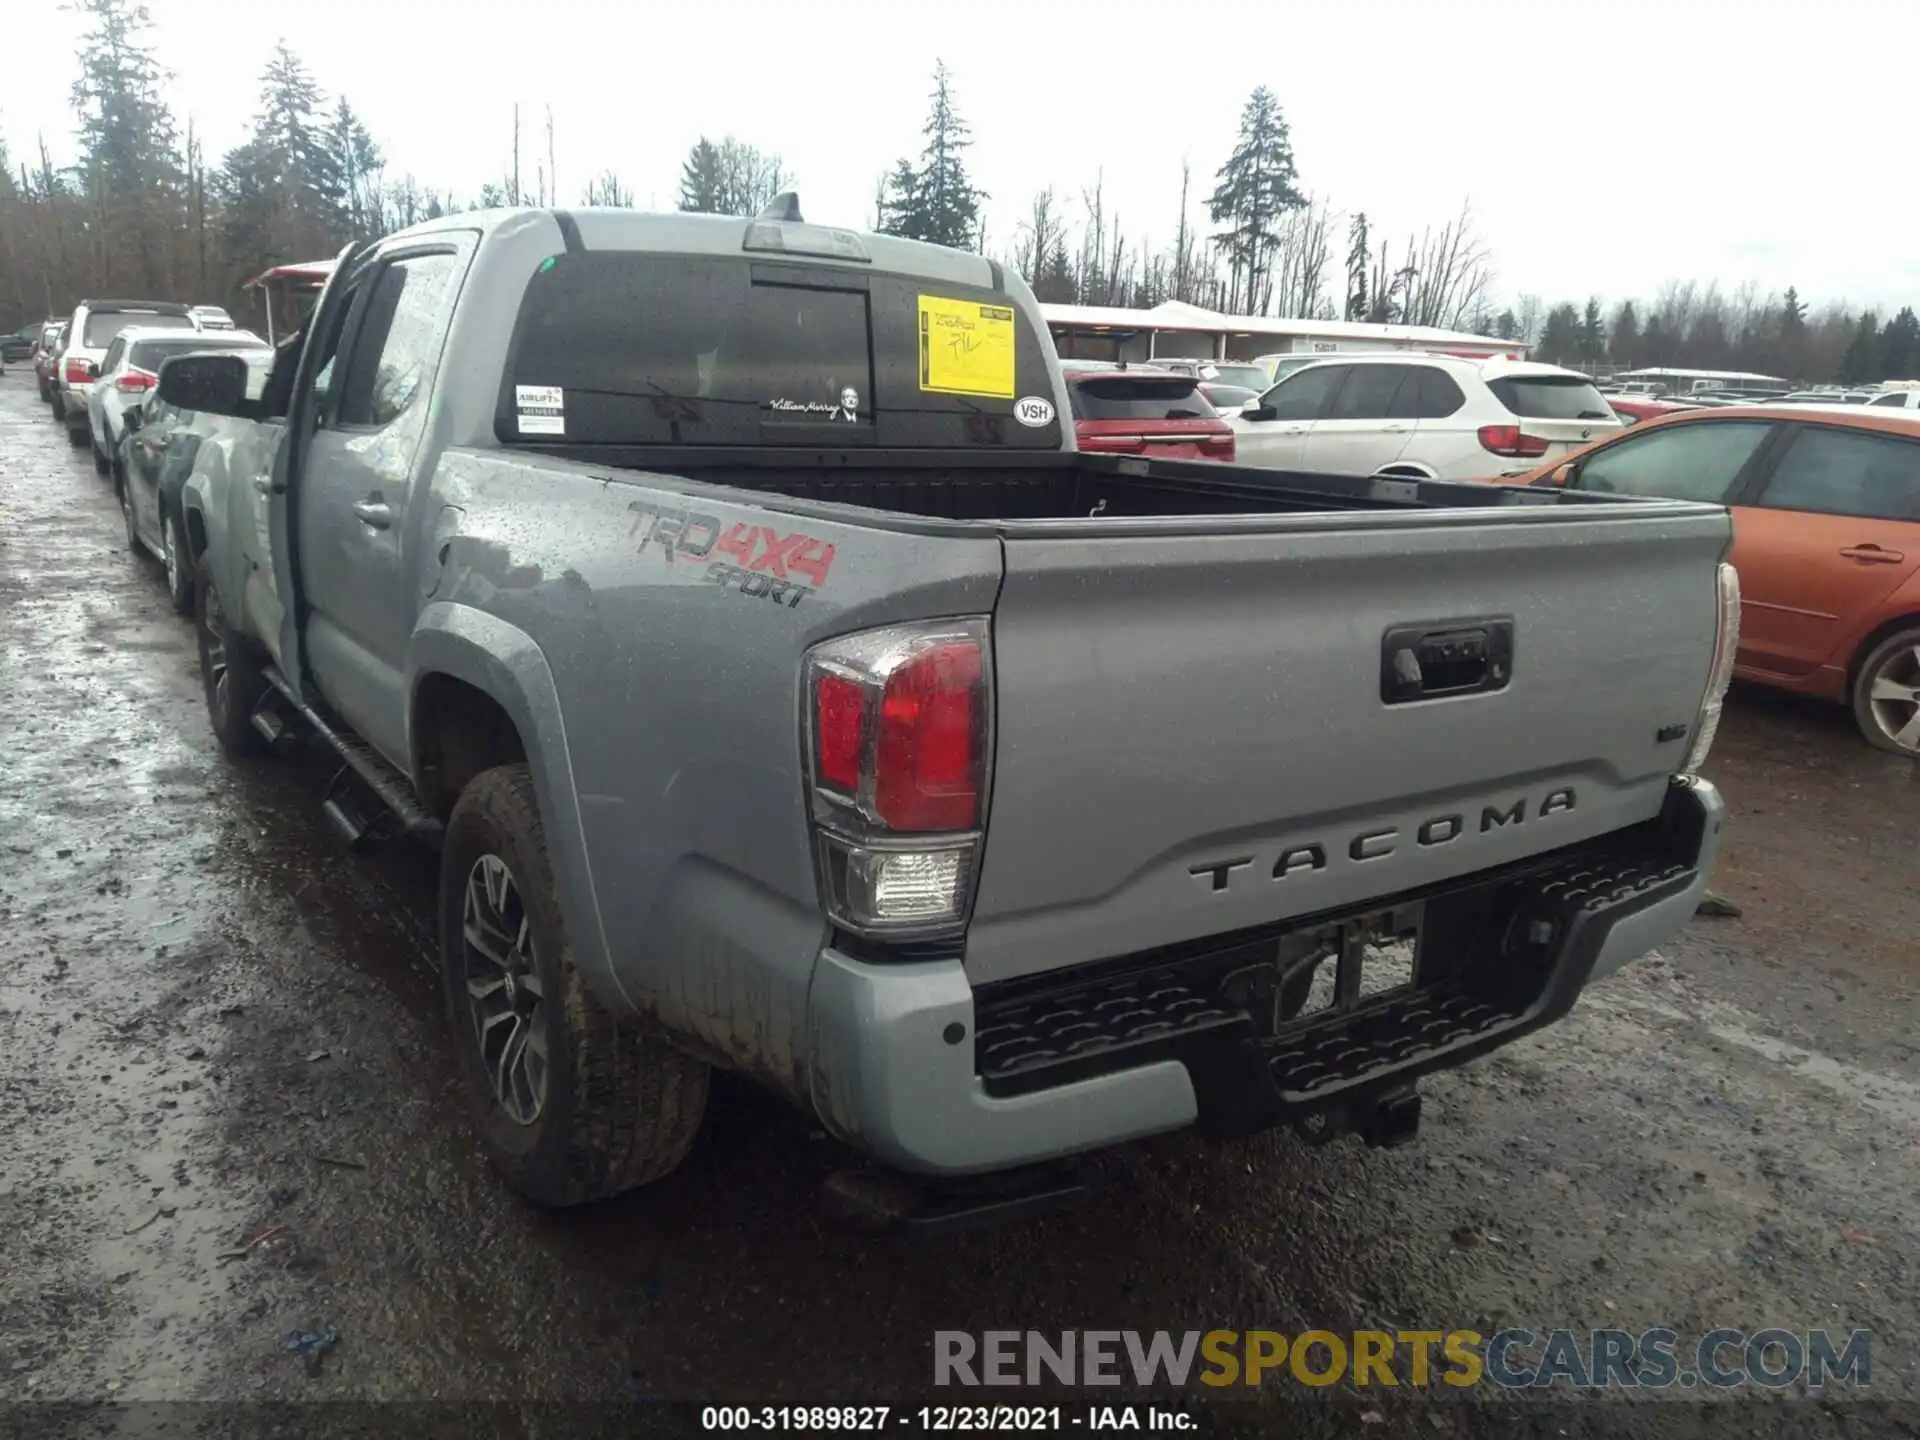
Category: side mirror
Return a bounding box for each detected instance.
[158,352,254,419]
[1242,400,1277,422]
[1541,462,1576,488]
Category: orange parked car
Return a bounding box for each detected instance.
[1513,406,1920,755]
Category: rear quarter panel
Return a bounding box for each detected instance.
[419,449,1005,1096]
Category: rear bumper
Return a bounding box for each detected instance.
[805,776,1723,1177]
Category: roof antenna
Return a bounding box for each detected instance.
[758,191,804,223]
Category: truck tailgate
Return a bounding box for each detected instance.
[965,505,1731,985]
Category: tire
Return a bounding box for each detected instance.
[93,436,111,474]
[50,392,64,422]
[120,475,147,558]
[1850,626,1920,757]
[193,553,266,756]
[67,417,89,448]
[37,379,51,402]
[163,510,194,615]
[440,764,708,1207]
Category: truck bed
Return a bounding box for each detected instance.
[537,446,1616,524]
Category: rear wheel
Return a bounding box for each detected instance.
[193,554,266,756]
[120,475,146,558]
[92,435,111,474]
[67,417,89,448]
[440,764,708,1207]
[163,511,194,615]
[1851,626,1920,756]
[50,392,65,422]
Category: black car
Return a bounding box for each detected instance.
[1,323,46,363]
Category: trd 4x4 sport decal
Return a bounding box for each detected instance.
[626,502,838,610]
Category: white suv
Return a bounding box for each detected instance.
[1230,354,1623,479]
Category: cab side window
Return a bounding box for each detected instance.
[334,253,459,429]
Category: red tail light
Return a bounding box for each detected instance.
[875,640,982,831]
[115,370,155,394]
[804,619,992,936]
[814,673,866,793]
[1200,430,1236,461]
[65,359,96,385]
[1477,424,1551,459]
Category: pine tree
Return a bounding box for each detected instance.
[879,62,985,249]
[1609,301,1640,368]
[677,138,725,213]
[1878,306,1919,381]
[1841,311,1881,385]
[1207,86,1305,315]
[1494,310,1519,341]
[328,99,384,239]
[71,0,188,294]
[222,43,341,271]
[1779,286,1807,346]
[875,159,919,236]
[1579,298,1606,364]
[1344,212,1369,321]
[1537,303,1582,365]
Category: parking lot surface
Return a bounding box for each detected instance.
[1,374,1915,1434]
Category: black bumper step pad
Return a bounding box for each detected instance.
[972,839,1698,1106]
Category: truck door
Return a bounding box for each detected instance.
[296,238,473,766]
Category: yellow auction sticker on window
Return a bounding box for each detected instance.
[918,295,1016,399]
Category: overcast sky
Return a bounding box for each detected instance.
[7,0,1916,314]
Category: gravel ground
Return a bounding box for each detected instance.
[2,373,1915,1437]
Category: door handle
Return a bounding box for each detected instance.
[1840,544,1906,564]
[250,474,274,495]
[1383,423,1410,434]
[352,499,393,529]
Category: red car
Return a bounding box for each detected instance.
[1061,364,1235,460]
[1606,395,1696,425]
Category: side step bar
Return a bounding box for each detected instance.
[260,665,443,842]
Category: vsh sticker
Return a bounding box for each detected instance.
[1012,395,1055,427]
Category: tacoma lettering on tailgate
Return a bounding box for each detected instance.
[1190,787,1578,892]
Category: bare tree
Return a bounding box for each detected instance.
[1515,293,1543,347]
[582,170,634,206]
[1270,195,1336,319]
[1396,200,1495,330]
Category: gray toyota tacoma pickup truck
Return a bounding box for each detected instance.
[162,201,1737,1214]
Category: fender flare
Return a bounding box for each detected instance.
[179,448,238,609]
[407,603,623,1011]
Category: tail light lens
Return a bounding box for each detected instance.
[804,618,992,938]
[1477,424,1551,459]
[1684,563,1741,774]
[1201,430,1235,461]
[65,358,96,385]
[115,370,154,393]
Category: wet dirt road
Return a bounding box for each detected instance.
[2,373,1916,1435]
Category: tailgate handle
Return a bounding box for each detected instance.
[1381,618,1514,704]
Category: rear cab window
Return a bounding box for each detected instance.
[1488,374,1615,420]
[1067,375,1217,421]
[499,252,1063,449]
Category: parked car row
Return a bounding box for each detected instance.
[19,296,269,615]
